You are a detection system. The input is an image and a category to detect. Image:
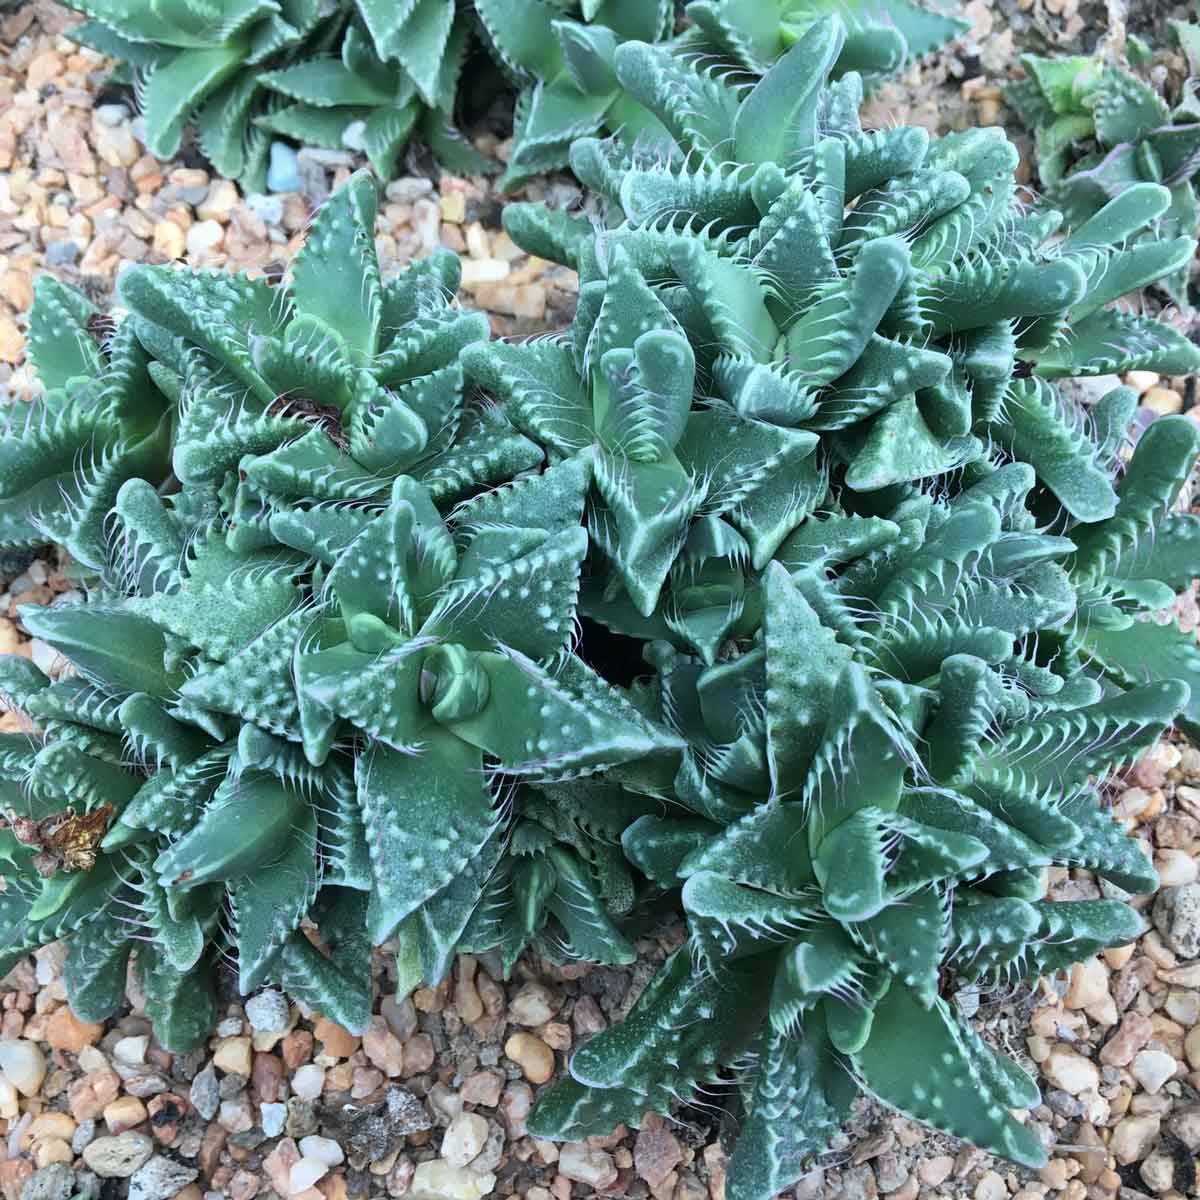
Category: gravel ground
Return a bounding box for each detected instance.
[4,1,1200,1199]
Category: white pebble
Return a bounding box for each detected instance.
[291,1063,325,1101]
[113,1036,148,1066]
[289,1157,329,1192]
[1131,1048,1177,1094]
[441,1113,488,1168]
[0,1040,46,1097]
[260,1103,286,1138]
[299,1135,344,1166]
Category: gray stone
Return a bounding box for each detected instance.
[1154,883,1200,958]
[93,103,130,126]
[189,1064,219,1120]
[336,1086,432,1170]
[244,193,284,227]
[72,1119,96,1155]
[245,990,290,1034]
[128,1156,200,1200]
[44,241,79,267]
[19,1164,75,1200]
[266,141,302,193]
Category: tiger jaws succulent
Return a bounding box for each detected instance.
[1008,48,1200,303]
[0,170,682,1049]
[472,15,1200,1193]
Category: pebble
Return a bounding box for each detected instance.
[128,1156,199,1200]
[102,1096,148,1133]
[289,1157,328,1192]
[0,1075,21,1118]
[212,1037,252,1078]
[313,1018,359,1059]
[81,1132,154,1178]
[460,1071,503,1108]
[508,983,556,1027]
[1042,1048,1098,1095]
[299,1136,344,1167]
[558,1142,617,1188]
[267,142,302,193]
[43,241,78,267]
[185,219,224,259]
[245,992,290,1036]
[409,1159,496,1200]
[113,1037,149,1067]
[1154,883,1200,956]
[188,1066,219,1120]
[441,1114,488,1169]
[363,1018,405,1077]
[974,1171,1006,1200]
[635,1127,683,1188]
[1110,1114,1161,1164]
[1131,1049,1177,1094]
[260,1103,287,1138]
[1064,960,1108,1010]
[292,1064,326,1101]
[0,1040,47,1097]
[503,1033,554,1084]
[244,193,284,226]
[20,1162,74,1200]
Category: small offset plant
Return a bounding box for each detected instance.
[1008,41,1200,302]
[0,172,682,1048]
[64,0,490,187]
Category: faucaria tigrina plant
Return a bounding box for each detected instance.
[0,171,682,1047]
[61,0,967,189]
[5,14,1200,1192]
[463,15,1200,1192]
[1007,39,1200,304]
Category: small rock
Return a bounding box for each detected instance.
[313,1019,360,1059]
[1064,960,1108,1010]
[245,992,290,1036]
[81,1132,155,1178]
[503,1033,554,1084]
[290,1158,329,1192]
[102,1096,148,1134]
[1154,883,1200,957]
[1041,1048,1098,1096]
[363,1018,405,1077]
[292,1063,326,1101]
[1110,1114,1161,1165]
[1140,1148,1175,1193]
[261,1104,287,1138]
[441,1114,488,1169]
[299,1136,345,1167]
[508,983,556,1027]
[267,142,302,193]
[558,1142,617,1189]
[408,1160,495,1200]
[635,1127,683,1188]
[917,1157,954,1188]
[0,1039,47,1097]
[196,179,240,224]
[459,1071,502,1108]
[128,1156,199,1200]
[43,242,79,268]
[973,1172,1006,1200]
[1100,1012,1154,1066]
[218,1096,254,1134]
[18,1163,74,1200]
[113,1037,149,1067]
[380,996,418,1042]
[1130,1049,1177,1094]
[185,220,224,259]
[188,1066,219,1120]
[213,1037,252,1079]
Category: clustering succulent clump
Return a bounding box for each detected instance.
[62,0,968,189]
[6,12,1200,1196]
[0,173,682,1047]
[466,16,1200,1190]
[1009,38,1200,302]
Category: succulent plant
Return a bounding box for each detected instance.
[1008,47,1200,302]
[0,171,683,1048]
[528,487,1183,1191]
[679,0,968,79]
[63,0,490,188]
[470,17,1200,1189]
[65,0,334,189]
